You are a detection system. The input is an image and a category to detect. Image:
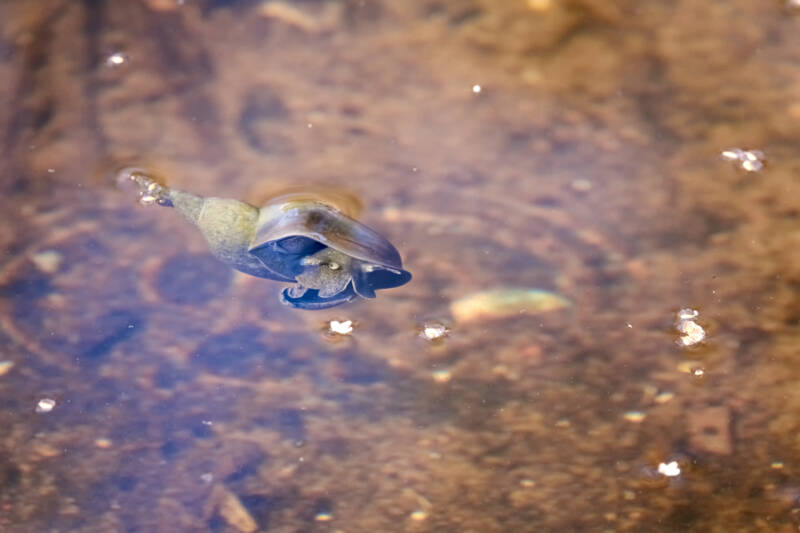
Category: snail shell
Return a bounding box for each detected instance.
[250,194,411,309]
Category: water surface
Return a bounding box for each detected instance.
[1,1,800,531]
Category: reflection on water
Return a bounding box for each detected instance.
[1,0,800,531]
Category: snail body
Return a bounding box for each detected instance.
[164,187,411,309]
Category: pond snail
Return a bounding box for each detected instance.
[117,168,411,310]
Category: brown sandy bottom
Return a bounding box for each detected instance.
[1,0,800,531]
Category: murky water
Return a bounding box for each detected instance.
[2,1,800,531]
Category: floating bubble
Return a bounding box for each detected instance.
[409,510,427,521]
[675,308,705,346]
[720,148,764,172]
[657,461,681,477]
[677,320,705,346]
[36,398,56,413]
[328,319,353,335]
[472,84,482,93]
[419,322,449,341]
[677,360,707,381]
[105,51,128,67]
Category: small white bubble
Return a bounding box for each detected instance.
[36,398,56,413]
[472,84,482,93]
[105,52,127,67]
[420,323,449,341]
[676,308,705,346]
[328,320,353,335]
[720,149,742,161]
[657,461,681,477]
[47,168,55,173]
[677,360,705,376]
[200,473,213,483]
[721,147,765,172]
[677,320,705,346]
[741,158,763,172]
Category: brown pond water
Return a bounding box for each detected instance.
[2,1,800,532]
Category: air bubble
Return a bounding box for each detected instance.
[327,319,353,335]
[657,461,681,477]
[36,398,56,413]
[419,322,449,341]
[675,308,705,346]
[105,52,128,68]
[720,148,764,172]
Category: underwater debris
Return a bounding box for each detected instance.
[450,288,570,324]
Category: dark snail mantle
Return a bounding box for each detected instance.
[157,186,411,310]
